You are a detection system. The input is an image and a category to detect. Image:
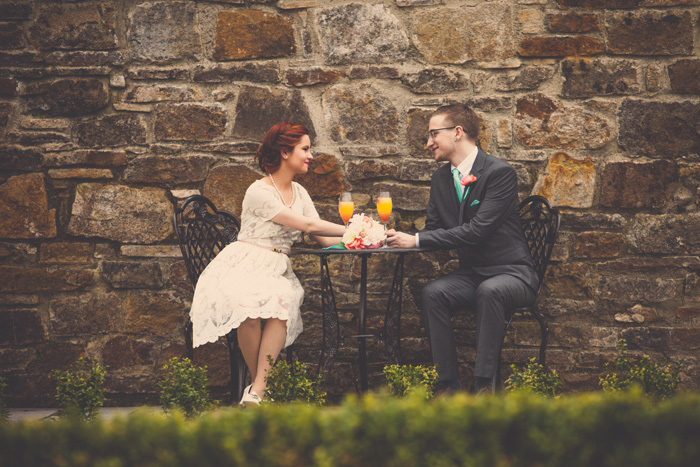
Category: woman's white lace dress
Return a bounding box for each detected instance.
[189,179,319,349]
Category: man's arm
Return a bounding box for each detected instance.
[419,165,518,249]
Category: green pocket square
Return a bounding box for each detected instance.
[471,199,480,206]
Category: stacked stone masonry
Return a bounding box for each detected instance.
[1,0,700,405]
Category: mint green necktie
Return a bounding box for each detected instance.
[452,167,464,202]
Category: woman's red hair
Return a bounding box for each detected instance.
[255,122,310,174]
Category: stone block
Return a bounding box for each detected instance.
[123,155,215,184]
[0,173,56,239]
[25,78,108,117]
[203,164,260,216]
[412,3,514,64]
[294,154,345,199]
[0,77,18,96]
[645,63,667,94]
[0,348,36,371]
[100,261,164,289]
[323,83,399,143]
[0,2,32,20]
[49,293,123,336]
[401,159,440,181]
[198,142,259,155]
[0,22,24,49]
[556,0,642,7]
[193,63,280,83]
[317,4,409,65]
[686,273,700,298]
[407,108,433,157]
[120,245,182,258]
[214,10,295,60]
[600,160,678,208]
[340,147,402,159]
[0,146,42,171]
[40,243,92,264]
[125,290,186,335]
[0,102,12,133]
[572,232,625,258]
[631,213,700,254]
[373,182,430,211]
[668,59,700,94]
[345,160,400,181]
[0,309,45,344]
[518,7,544,34]
[561,58,641,97]
[518,36,604,57]
[232,85,315,141]
[349,66,401,80]
[44,150,127,168]
[0,266,94,293]
[128,1,201,63]
[45,50,124,67]
[5,131,70,146]
[531,153,595,208]
[48,169,113,180]
[400,68,471,94]
[286,67,345,87]
[542,262,598,299]
[397,0,443,5]
[102,336,155,369]
[515,94,612,149]
[29,2,117,50]
[618,99,700,159]
[67,184,174,243]
[75,114,147,148]
[125,85,201,103]
[127,68,190,81]
[606,11,693,55]
[496,119,513,148]
[620,327,672,351]
[154,104,226,142]
[495,66,554,91]
[546,12,600,33]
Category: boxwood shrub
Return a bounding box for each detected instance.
[1,390,699,466]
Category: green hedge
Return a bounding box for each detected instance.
[2,390,699,467]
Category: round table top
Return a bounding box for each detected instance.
[289,246,432,256]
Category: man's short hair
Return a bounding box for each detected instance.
[433,104,480,141]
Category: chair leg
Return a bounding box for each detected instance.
[532,311,549,367]
[226,332,247,404]
[184,320,194,361]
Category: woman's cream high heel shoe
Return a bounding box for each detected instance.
[239,384,261,407]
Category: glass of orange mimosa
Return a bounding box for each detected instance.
[377,191,392,247]
[339,192,354,227]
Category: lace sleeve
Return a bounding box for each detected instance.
[243,183,285,221]
[297,183,320,219]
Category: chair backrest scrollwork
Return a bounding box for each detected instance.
[173,195,241,291]
[519,195,561,293]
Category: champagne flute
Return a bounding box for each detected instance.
[376,191,392,247]
[338,192,354,227]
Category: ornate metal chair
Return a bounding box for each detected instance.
[173,195,246,402]
[497,195,561,385]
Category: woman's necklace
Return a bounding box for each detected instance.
[268,173,295,208]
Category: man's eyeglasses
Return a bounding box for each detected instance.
[428,126,456,140]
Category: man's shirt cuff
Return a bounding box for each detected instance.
[415,233,420,248]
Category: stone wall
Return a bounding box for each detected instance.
[1,0,699,405]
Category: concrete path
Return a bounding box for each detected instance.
[8,406,162,422]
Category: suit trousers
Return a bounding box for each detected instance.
[421,268,536,385]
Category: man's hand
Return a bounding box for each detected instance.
[386,229,417,248]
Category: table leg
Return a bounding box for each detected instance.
[358,254,368,392]
[318,254,340,381]
[384,253,405,365]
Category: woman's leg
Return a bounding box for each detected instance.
[250,318,287,398]
[237,318,262,381]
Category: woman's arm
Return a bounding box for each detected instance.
[309,235,343,247]
[271,208,346,237]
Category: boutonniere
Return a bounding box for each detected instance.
[460,174,477,186]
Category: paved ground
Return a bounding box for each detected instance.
[8,406,162,422]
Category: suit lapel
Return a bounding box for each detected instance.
[459,151,487,224]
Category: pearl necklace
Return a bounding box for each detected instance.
[268,173,295,208]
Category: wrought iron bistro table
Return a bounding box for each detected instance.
[289,247,430,393]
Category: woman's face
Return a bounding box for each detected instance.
[282,134,313,174]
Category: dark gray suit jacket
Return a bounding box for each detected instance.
[418,149,539,292]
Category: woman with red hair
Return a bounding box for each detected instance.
[189,123,345,406]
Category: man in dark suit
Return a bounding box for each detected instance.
[387,104,538,393]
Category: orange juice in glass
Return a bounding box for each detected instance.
[339,192,354,226]
[377,192,392,223]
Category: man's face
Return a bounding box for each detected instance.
[426,114,456,163]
